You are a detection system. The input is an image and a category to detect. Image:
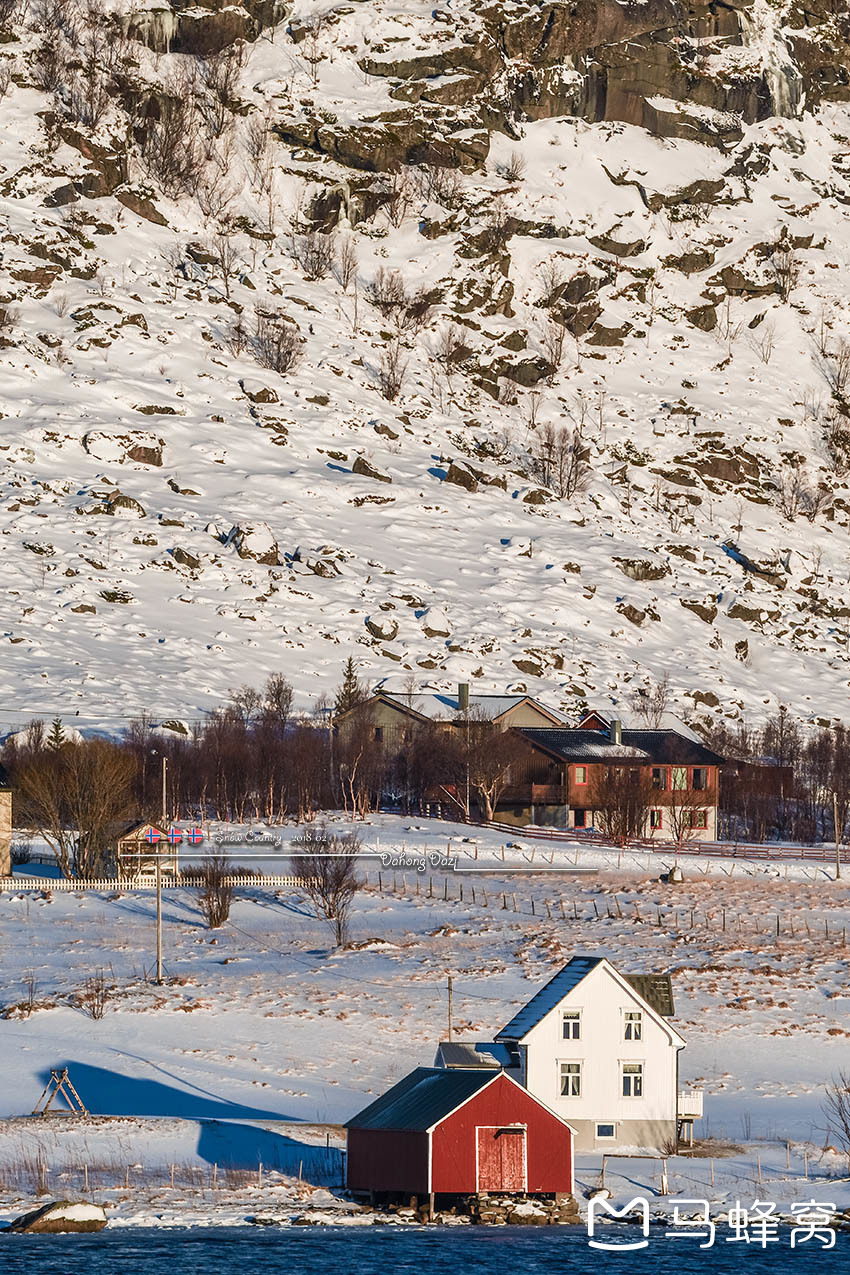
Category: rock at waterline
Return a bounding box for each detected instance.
[8,1200,107,1233]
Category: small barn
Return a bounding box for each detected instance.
[346,1067,574,1205]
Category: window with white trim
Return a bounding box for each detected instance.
[624,1011,642,1041]
[562,1010,581,1040]
[622,1062,643,1097]
[595,1122,616,1140]
[575,765,588,785]
[560,1062,581,1097]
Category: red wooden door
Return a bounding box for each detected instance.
[477,1127,526,1191]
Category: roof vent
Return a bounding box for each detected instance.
[610,718,622,745]
[457,682,470,712]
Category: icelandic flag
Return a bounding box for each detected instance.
[186,828,204,845]
[145,827,162,845]
[167,828,183,846]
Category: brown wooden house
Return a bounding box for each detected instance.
[499,723,725,840]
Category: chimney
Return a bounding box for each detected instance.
[610,718,622,745]
[457,682,470,713]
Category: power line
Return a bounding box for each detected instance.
[218,906,526,1006]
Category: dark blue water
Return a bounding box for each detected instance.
[0,1227,845,1274]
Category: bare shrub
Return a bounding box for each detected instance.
[542,320,566,383]
[198,854,234,928]
[142,71,201,198]
[823,1071,850,1175]
[293,825,361,946]
[537,259,567,308]
[497,150,526,182]
[246,112,270,168]
[366,266,406,318]
[301,14,326,85]
[81,969,109,1020]
[32,34,65,92]
[819,336,850,401]
[380,164,416,228]
[769,239,800,303]
[290,229,335,280]
[336,235,358,292]
[213,225,242,299]
[20,971,39,1018]
[481,194,510,254]
[530,423,590,498]
[225,314,249,355]
[0,58,14,99]
[434,322,467,368]
[200,43,244,132]
[776,469,833,522]
[10,838,31,866]
[378,337,407,401]
[398,285,433,335]
[197,166,235,223]
[630,672,671,728]
[252,308,302,374]
[748,319,776,365]
[590,767,653,846]
[417,163,463,207]
[0,304,20,335]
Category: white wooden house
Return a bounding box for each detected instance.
[436,955,702,1153]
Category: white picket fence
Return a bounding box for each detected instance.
[0,875,304,891]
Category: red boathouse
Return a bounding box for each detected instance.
[346,1067,574,1200]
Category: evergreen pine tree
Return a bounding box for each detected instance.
[334,657,365,716]
[46,717,65,751]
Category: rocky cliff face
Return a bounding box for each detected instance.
[0,0,849,728]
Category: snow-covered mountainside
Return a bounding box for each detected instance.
[2,0,850,728]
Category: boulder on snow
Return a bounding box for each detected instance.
[78,491,146,518]
[9,1200,107,1233]
[226,522,279,565]
[83,431,164,467]
[240,378,279,404]
[444,462,478,492]
[352,455,392,483]
[366,614,399,641]
[421,606,450,638]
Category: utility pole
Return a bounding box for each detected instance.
[156,756,166,985]
[834,790,841,881]
[447,974,453,1042]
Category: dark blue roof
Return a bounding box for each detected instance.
[346,1067,496,1132]
[496,957,604,1041]
[496,957,675,1040]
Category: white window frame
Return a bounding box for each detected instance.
[562,1009,581,1040]
[623,1010,642,1042]
[595,1122,617,1141]
[622,1061,644,1098]
[559,1061,582,1097]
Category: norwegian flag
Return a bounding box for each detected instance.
[167,828,183,846]
[185,828,204,846]
[145,827,162,846]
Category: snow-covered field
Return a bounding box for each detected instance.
[2,815,850,1226]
